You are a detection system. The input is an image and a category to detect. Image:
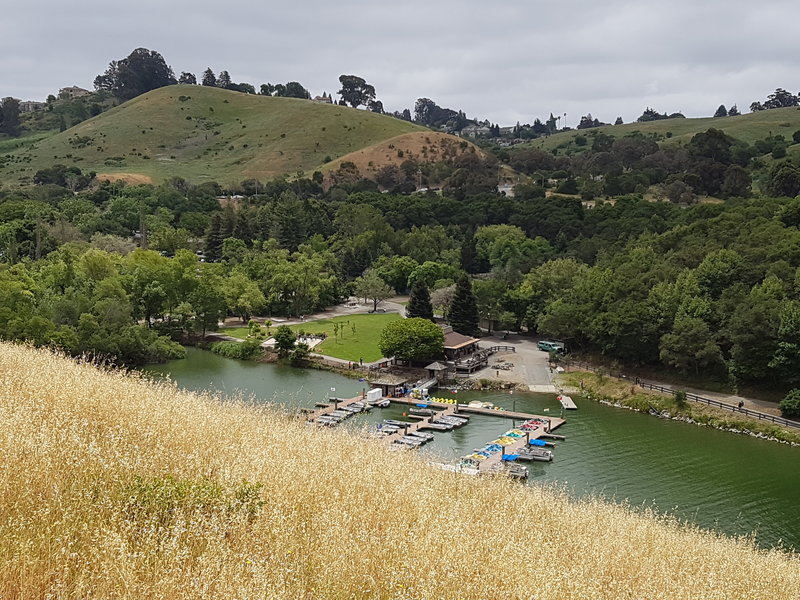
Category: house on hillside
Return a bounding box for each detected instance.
[59,86,91,100]
[460,124,491,138]
[313,92,333,104]
[19,100,46,113]
[497,184,515,197]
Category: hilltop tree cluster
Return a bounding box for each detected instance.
[750,88,800,112]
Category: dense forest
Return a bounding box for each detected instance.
[3,124,800,389]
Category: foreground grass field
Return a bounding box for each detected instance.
[224,313,400,362]
[1,343,798,599]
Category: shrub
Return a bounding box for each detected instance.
[211,339,263,360]
[779,389,800,418]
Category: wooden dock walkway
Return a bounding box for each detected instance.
[306,394,566,462]
[474,423,557,473]
[306,395,367,421]
[389,396,563,422]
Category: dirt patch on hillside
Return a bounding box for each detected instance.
[95,172,154,185]
[324,131,485,187]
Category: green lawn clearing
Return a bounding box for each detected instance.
[292,314,400,362]
[220,313,400,363]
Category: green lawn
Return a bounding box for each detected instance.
[222,313,401,363]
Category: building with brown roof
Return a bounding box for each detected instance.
[442,325,480,361]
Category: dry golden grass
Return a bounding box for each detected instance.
[1,343,798,599]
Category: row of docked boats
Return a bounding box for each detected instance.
[313,401,372,427]
[393,430,435,448]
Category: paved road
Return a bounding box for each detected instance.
[221,296,408,329]
[471,334,556,392]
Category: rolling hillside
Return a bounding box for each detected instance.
[0,85,427,186]
[529,106,800,152]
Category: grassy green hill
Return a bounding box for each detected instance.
[529,106,800,152]
[0,86,425,187]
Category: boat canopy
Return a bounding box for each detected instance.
[529,439,547,447]
[501,454,519,461]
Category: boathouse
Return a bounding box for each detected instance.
[425,361,453,382]
[442,326,480,361]
[368,374,409,398]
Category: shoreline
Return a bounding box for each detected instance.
[556,370,800,447]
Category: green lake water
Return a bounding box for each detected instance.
[143,347,800,551]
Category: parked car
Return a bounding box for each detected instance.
[368,307,387,313]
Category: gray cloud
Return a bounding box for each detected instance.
[3,0,800,125]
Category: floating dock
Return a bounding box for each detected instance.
[469,420,562,474]
[389,396,564,422]
[306,394,566,456]
[557,394,577,410]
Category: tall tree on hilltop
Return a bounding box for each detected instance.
[178,72,197,85]
[217,71,232,89]
[201,68,217,87]
[713,105,728,118]
[338,75,376,108]
[94,48,176,101]
[0,97,21,137]
[449,274,480,336]
[406,282,434,321]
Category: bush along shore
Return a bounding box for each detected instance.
[558,371,800,447]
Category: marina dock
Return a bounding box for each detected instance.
[306,393,566,466]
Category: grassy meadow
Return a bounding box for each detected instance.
[530,105,800,152]
[224,313,401,362]
[0,85,423,187]
[1,342,798,599]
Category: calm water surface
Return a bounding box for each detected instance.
[144,348,800,551]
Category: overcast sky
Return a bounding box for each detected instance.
[2,1,798,126]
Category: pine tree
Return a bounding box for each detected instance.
[448,274,480,336]
[233,209,252,244]
[217,70,232,89]
[406,282,434,321]
[204,214,224,261]
[460,228,478,273]
[201,68,216,87]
